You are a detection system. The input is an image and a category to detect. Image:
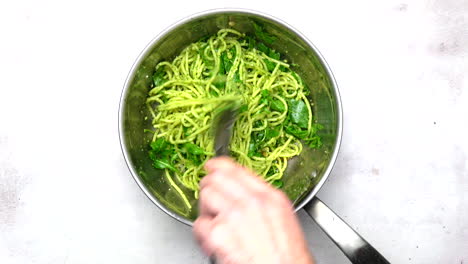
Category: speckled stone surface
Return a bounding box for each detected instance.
[0,1,467,263]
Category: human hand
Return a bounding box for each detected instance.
[193,157,314,264]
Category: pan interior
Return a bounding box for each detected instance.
[120,10,340,222]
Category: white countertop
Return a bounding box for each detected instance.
[1,0,467,263]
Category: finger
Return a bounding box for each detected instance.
[193,215,215,256]
[204,157,237,173]
[201,162,271,194]
[199,183,235,216]
[200,170,257,203]
[194,216,232,259]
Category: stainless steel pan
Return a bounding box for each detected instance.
[119,9,389,263]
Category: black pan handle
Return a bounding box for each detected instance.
[303,197,390,264]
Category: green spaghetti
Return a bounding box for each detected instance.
[146,28,322,209]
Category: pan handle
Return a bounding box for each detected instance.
[303,197,390,264]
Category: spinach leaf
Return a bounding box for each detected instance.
[306,123,324,148]
[264,59,276,72]
[253,22,276,44]
[272,179,283,188]
[212,74,227,89]
[183,143,206,155]
[148,138,178,171]
[252,130,265,143]
[257,42,269,54]
[219,52,226,74]
[265,127,279,140]
[209,89,219,97]
[284,124,308,139]
[248,142,263,158]
[221,48,236,73]
[263,49,280,72]
[270,99,286,112]
[181,143,208,165]
[268,49,280,60]
[260,89,270,104]
[306,135,322,148]
[150,138,168,151]
[288,99,309,129]
[153,159,176,171]
[248,142,259,157]
[238,104,248,113]
[246,36,256,50]
[152,67,167,87]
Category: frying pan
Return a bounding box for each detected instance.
[119,9,389,263]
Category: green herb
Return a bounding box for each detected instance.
[209,90,219,97]
[183,143,207,155]
[150,138,168,151]
[233,72,242,83]
[152,159,176,171]
[152,67,167,87]
[212,74,227,89]
[284,124,309,139]
[221,48,236,73]
[264,59,276,72]
[288,99,309,129]
[270,99,286,112]
[248,142,260,157]
[246,36,256,50]
[238,104,248,113]
[253,22,276,44]
[265,127,280,139]
[268,49,280,60]
[148,138,178,171]
[272,179,283,188]
[257,42,269,54]
[252,129,265,143]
